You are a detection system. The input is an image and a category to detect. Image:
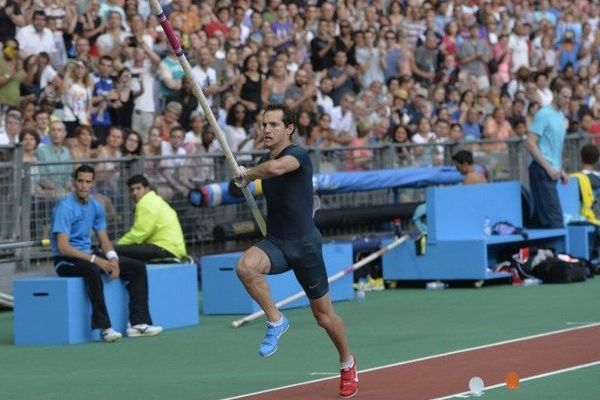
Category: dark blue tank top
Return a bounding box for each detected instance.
[260,144,314,239]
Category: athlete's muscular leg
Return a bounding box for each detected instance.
[236,246,281,322]
[310,294,353,362]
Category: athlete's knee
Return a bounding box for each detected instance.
[236,251,267,281]
[314,309,338,331]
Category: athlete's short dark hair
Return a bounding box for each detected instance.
[264,103,295,131]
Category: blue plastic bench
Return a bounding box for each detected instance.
[383,181,569,281]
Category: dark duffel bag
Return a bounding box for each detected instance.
[532,257,588,283]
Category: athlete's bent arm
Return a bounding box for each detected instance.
[246,155,300,181]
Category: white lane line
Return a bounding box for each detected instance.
[220,323,600,400]
[435,360,600,400]
[566,321,598,325]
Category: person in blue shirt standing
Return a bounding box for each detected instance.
[526,82,572,228]
[51,164,162,342]
[234,104,358,398]
[91,56,114,145]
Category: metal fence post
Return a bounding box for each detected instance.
[309,148,320,173]
[20,162,32,271]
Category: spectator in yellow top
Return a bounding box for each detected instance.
[116,174,187,262]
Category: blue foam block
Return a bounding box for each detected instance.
[147,264,199,329]
[13,263,199,346]
[14,277,128,345]
[201,242,354,315]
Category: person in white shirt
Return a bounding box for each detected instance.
[534,70,553,107]
[329,92,356,145]
[16,10,56,58]
[191,47,219,107]
[160,126,192,196]
[127,37,161,141]
[316,76,335,118]
[96,11,129,57]
[0,114,21,145]
[508,21,530,73]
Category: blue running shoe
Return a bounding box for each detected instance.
[259,315,290,357]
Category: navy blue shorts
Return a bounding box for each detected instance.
[255,228,329,299]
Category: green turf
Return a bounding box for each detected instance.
[1,278,598,400]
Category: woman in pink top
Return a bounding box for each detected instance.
[483,107,514,152]
[492,34,511,83]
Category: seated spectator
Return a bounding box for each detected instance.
[461,107,483,140]
[116,174,187,262]
[143,126,174,201]
[154,101,183,141]
[160,126,193,196]
[35,121,72,197]
[386,125,413,167]
[345,121,373,171]
[70,125,99,160]
[412,117,437,167]
[294,110,315,146]
[284,68,318,112]
[121,130,143,157]
[0,113,22,145]
[308,113,335,148]
[95,126,124,193]
[483,107,514,152]
[261,59,290,106]
[34,110,51,144]
[452,150,487,185]
[165,78,198,132]
[51,164,162,342]
[329,93,356,144]
[225,102,254,163]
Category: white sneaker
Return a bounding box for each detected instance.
[126,323,163,337]
[102,328,123,342]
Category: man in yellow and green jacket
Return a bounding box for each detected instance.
[116,175,187,261]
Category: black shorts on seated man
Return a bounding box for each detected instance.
[115,174,187,262]
[51,165,162,342]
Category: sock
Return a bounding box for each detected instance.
[340,356,354,371]
[267,315,283,327]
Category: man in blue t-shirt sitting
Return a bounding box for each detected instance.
[51,165,162,342]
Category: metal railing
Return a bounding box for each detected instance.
[0,133,594,272]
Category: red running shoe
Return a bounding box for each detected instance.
[339,360,359,398]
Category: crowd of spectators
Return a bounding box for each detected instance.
[1,0,600,197]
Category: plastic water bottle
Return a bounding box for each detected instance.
[356,278,366,301]
[522,278,542,287]
[483,216,492,237]
[426,281,447,290]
